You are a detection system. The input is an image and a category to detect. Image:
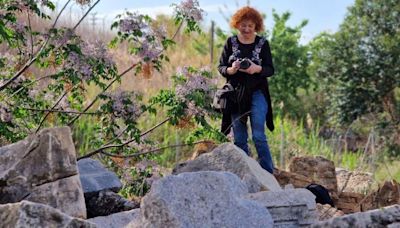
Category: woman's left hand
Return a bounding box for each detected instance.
[239,59,262,75]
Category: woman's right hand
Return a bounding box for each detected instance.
[228,60,241,75]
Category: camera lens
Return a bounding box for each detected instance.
[239,59,250,69]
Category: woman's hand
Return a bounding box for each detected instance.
[239,59,262,75]
[227,59,241,75]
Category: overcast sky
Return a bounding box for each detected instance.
[60,0,355,43]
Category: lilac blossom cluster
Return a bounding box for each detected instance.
[118,12,148,34]
[137,37,163,61]
[49,28,75,48]
[117,12,165,61]
[175,66,212,116]
[173,0,204,22]
[10,21,26,34]
[104,91,142,122]
[64,52,92,81]
[64,40,114,81]
[0,103,12,123]
[0,53,18,77]
[175,66,211,98]
[153,24,167,40]
[4,1,52,12]
[82,40,115,68]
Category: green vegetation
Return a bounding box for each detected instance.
[0,0,399,196]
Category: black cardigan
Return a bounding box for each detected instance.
[217,35,275,134]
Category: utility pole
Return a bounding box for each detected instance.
[90,12,98,33]
[210,20,215,65]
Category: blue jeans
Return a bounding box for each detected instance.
[231,90,274,174]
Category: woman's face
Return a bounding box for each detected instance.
[238,19,256,39]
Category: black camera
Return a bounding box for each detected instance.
[238,58,251,70]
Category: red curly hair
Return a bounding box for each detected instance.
[230,6,264,32]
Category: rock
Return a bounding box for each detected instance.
[0,200,95,227]
[88,208,140,228]
[173,143,281,193]
[312,204,400,227]
[191,140,217,160]
[274,168,313,188]
[316,203,344,220]
[336,168,374,194]
[0,127,86,218]
[78,158,122,197]
[361,180,400,211]
[246,188,318,227]
[130,171,273,228]
[336,191,363,214]
[289,156,338,201]
[86,190,139,218]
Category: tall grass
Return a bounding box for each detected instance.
[266,115,363,171]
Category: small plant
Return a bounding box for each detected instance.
[119,161,166,199]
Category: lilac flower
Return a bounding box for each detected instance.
[118,13,147,34]
[138,37,163,61]
[185,100,205,116]
[176,66,190,76]
[115,11,166,62]
[0,103,12,123]
[174,66,212,116]
[63,39,115,81]
[153,24,167,39]
[1,53,18,73]
[64,52,93,81]
[104,91,142,122]
[82,40,115,67]
[175,73,210,98]
[10,22,26,34]
[173,0,204,22]
[50,29,75,47]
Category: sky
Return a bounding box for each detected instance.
[62,0,355,43]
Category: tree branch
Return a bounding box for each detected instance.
[67,63,137,126]
[73,0,100,30]
[27,11,34,57]
[0,0,100,92]
[35,91,68,133]
[20,107,103,115]
[10,75,53,98]
[68,20,185,126]
[78,140,209,160]
[78,117,172,159]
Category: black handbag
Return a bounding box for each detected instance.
[212,83,235,112]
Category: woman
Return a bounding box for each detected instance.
[218,6,275,174]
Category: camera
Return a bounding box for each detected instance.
[238,58,251,70]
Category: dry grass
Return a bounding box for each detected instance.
[4,7,224,102]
